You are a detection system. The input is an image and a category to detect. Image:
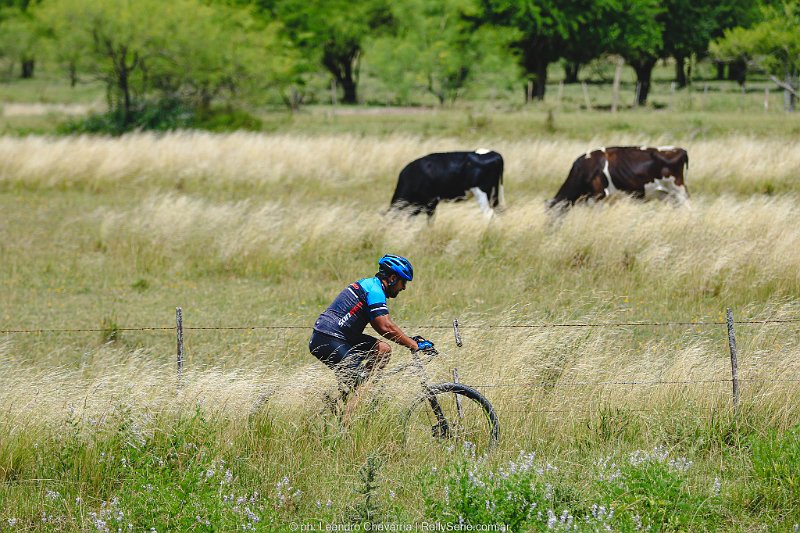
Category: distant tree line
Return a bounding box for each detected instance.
[0,0,797,131]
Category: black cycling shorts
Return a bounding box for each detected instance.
[309,330,379,386]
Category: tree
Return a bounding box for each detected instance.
[0,3,40,79]
[660,0,718,87]
[604,0,663,106]
[267,0,393,104]
[711,1,800,109]
[479,0,584,101]
[709,0,764,81]
[367,0,518,105]
[559,0,650,85]
[35,0,293,128]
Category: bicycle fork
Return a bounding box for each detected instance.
[412,351,451,439]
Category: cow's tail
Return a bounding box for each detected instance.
[496,153,505,208]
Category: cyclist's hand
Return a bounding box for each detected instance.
[412,335,435,352]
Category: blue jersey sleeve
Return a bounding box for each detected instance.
[359,277,388,319]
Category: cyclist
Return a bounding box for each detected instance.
[309,254,434,393]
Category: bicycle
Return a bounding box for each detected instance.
[322,325,500,455]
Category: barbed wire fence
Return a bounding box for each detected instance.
[3,307,800,415]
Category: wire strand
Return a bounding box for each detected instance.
[3,317,799,334]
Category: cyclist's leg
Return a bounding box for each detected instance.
[309,331,359,401]
[341,333,393,388]
[370,340,392,374]
[309,331,377,394]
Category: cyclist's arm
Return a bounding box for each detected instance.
[371,315,419,350]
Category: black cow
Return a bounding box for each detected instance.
[390,150,505,217]
[549,146,689,208]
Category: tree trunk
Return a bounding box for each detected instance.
[564,62,580,84]
[21,58,34,79]
[120,66,132,125]
[340,75,357,104]
[322,47,360,105]
[674,55,686,88]
[728,59,747,87]
[631,58,657,106]
[715,61,725,80]
[532,60,548,100]
[521,43,550,101]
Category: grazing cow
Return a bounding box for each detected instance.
[390,150,505,218]
[549,146,689,208]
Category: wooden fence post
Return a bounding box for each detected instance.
[726,307,740,415]
[453,318,463,347]
[176,307,184,390]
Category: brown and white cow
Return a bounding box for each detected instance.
[548,146,689,208]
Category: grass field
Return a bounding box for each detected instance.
[2,114,800,530]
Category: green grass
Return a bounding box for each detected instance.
[2,401,799,530]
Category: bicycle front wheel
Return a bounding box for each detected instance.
[404,382,499,455]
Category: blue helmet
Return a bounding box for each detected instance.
[378,254,413,281]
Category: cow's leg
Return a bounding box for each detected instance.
[470,187,494,218]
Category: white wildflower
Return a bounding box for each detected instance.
[712,477,721,496]
[546,509,557,529]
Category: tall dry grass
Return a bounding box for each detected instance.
[1,132,799,196]
[95,193,800,301]
[6,192,800,426]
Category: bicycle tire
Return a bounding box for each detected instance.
[403,382,499,454]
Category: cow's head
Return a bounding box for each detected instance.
[647,149,690,204]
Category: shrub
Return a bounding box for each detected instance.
[58,100,261,135]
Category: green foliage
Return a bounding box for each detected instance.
[422,446,723,530]
[271,0,394,104]
[479,0,576,97]
[348,454,386,525]
[34,0,291,129]
[601,448,720,530]
[131,278,149,292]
[712,2,800,81]
[58,100,262,135]
[421,451,566,529]
[100,316,120,343]
[747,425,800,511]
[368,0,519,105]
[26,409,276,530]
[0,5,41,79]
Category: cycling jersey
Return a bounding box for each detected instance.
[313,277,389,341]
